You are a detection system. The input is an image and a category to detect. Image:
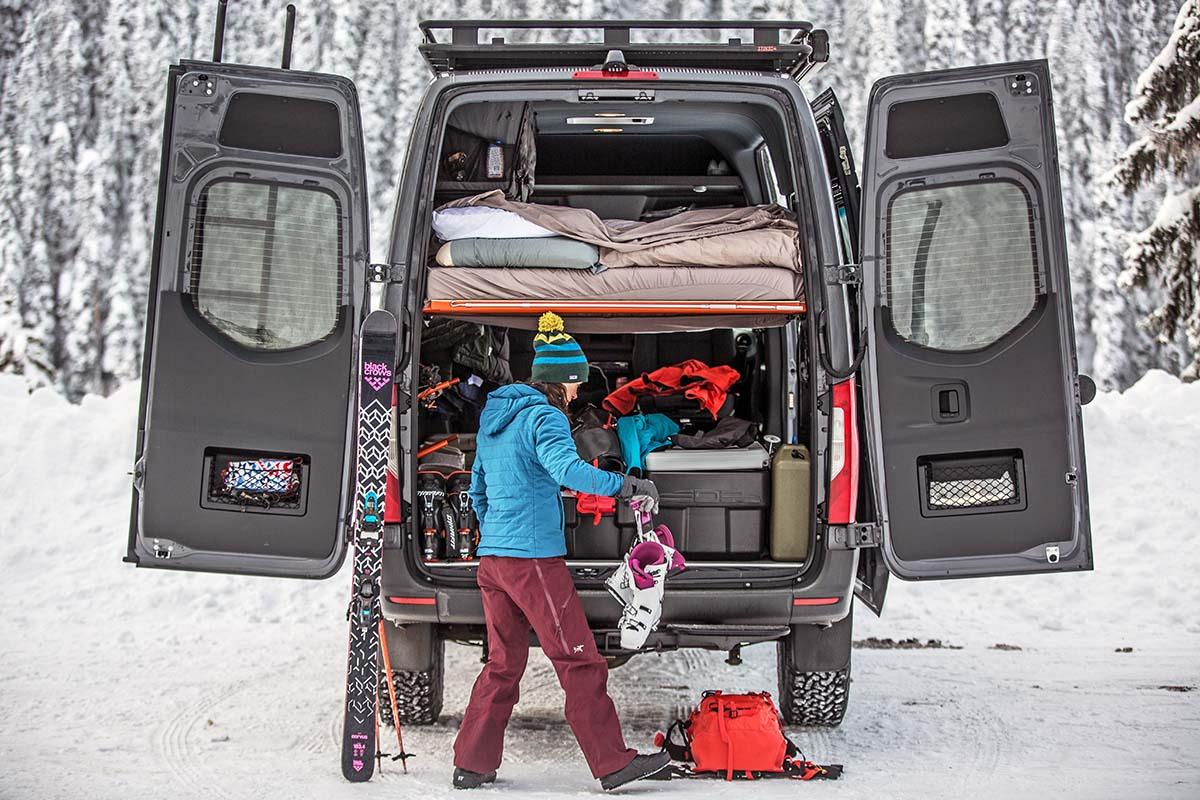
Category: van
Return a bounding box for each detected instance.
[125,18,1094,729]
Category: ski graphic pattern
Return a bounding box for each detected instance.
[341,310,397,782]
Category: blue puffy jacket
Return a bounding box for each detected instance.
[471,384,624,558]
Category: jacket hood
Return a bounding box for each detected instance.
[479,384,550,435]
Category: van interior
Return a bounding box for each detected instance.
[408,93,817,575]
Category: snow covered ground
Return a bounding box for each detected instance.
[1,372,1197,799]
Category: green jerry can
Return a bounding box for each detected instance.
[770,444,811,561]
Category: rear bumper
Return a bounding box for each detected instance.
[381,543,856,633]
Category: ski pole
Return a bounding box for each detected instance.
[378,618,412,772]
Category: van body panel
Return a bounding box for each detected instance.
[126,61,371,578]
[858,61,1092,580]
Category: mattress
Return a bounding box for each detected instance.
[425,265,803,304]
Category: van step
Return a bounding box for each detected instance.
[664,623,790,637]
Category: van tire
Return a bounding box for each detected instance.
[777,661,850,727]
[378,634,444,726]
[777,607,853,727]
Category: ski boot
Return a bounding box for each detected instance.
[417,470,447,561]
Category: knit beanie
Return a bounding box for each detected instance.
[531,312,590,384]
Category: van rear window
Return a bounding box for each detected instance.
[219,93,342,158]
[189,179,342,351]
[885,180,1039,352]
[885,92,1008,159]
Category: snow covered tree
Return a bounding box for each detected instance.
[1109,0,1200,379]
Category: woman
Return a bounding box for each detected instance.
[452,312,667,791]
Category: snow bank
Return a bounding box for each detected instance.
[860,369,1200,646]
[0,369,1197,645]
[0,375,345,625]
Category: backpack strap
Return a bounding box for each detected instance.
[659,720,691,763]
[716,695,734,781]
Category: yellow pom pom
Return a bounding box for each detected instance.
[538,311,564,333]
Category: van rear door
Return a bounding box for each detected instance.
[811,89,887,613]
[125,60,371,578]
[858,61,1092,580]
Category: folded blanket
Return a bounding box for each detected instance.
[436,237,603,272]
[439,190,802,271]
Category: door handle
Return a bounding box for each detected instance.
[931,382,968,423]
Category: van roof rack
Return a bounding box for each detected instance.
[418,20,829,80]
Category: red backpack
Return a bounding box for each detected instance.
[657,691,842,782]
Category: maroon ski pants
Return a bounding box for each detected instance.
[452,556,637,779]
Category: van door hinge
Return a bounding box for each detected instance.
[824,264,861,286]
[827,522,880,550]
[394,387,411,413]
[368,262,408,284]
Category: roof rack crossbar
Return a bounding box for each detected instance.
[417,19,828,79]
[419,19,815,45]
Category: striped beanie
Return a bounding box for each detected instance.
[531,312,589,384]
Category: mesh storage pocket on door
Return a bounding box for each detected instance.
[917,451,1026,517]
[201,449,310,515]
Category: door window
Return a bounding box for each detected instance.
[189,179,342,350]
[884,180,1039,352]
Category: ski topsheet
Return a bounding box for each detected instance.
[341,310,397,782]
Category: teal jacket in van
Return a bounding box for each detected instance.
[470,384,624,558]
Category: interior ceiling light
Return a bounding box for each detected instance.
[594,112,626,117]
[568,116,654,125]
[593,127,624,133]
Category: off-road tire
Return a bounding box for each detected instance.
[777,656,851,727]
[378,637,444,726]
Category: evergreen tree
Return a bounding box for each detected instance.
[1108,0,1200,378]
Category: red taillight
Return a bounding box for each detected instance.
[827,377,859,525]
[793,597,841,606]
[572,69,659,79]
[387,597,436,606]
[384,385,401,523]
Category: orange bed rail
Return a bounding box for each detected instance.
[423,299,807,315]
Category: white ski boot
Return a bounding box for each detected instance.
[617,542,669,650]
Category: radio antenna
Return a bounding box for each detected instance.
[212,0,229,63]
[281,4,296,69]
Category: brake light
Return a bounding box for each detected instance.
[827,378,859,524]
[572,69,659,79]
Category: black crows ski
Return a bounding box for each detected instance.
[341,310,398,782]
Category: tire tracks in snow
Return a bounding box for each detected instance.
[152,681,250,800]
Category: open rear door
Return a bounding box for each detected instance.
[125,59,370,578]
[859,61,1091,580]
[811,89,887,613]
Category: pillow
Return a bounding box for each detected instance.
[435,237,603,271]
[432,205,558,240]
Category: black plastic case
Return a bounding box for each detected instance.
[562,469,769,560]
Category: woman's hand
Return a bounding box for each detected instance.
[618,475,660,514]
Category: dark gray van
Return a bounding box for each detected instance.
[125,19,1094,729]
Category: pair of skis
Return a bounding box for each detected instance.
[340,310,411,782]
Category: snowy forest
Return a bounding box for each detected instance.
[0,0,1196,399]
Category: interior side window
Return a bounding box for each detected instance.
[756,145,786,208]
[189,180,342,350]
[885,180,1039,352]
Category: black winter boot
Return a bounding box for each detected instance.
[453,767,497,789]
[599,751,672,791]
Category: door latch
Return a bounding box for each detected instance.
[824,264,861,286]
[368,262,408,284]
[827,522,880,550]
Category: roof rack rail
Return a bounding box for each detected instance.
[418,20,829,80]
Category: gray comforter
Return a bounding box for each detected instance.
[440,190,802,271]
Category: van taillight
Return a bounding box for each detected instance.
[827,378,859,525]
